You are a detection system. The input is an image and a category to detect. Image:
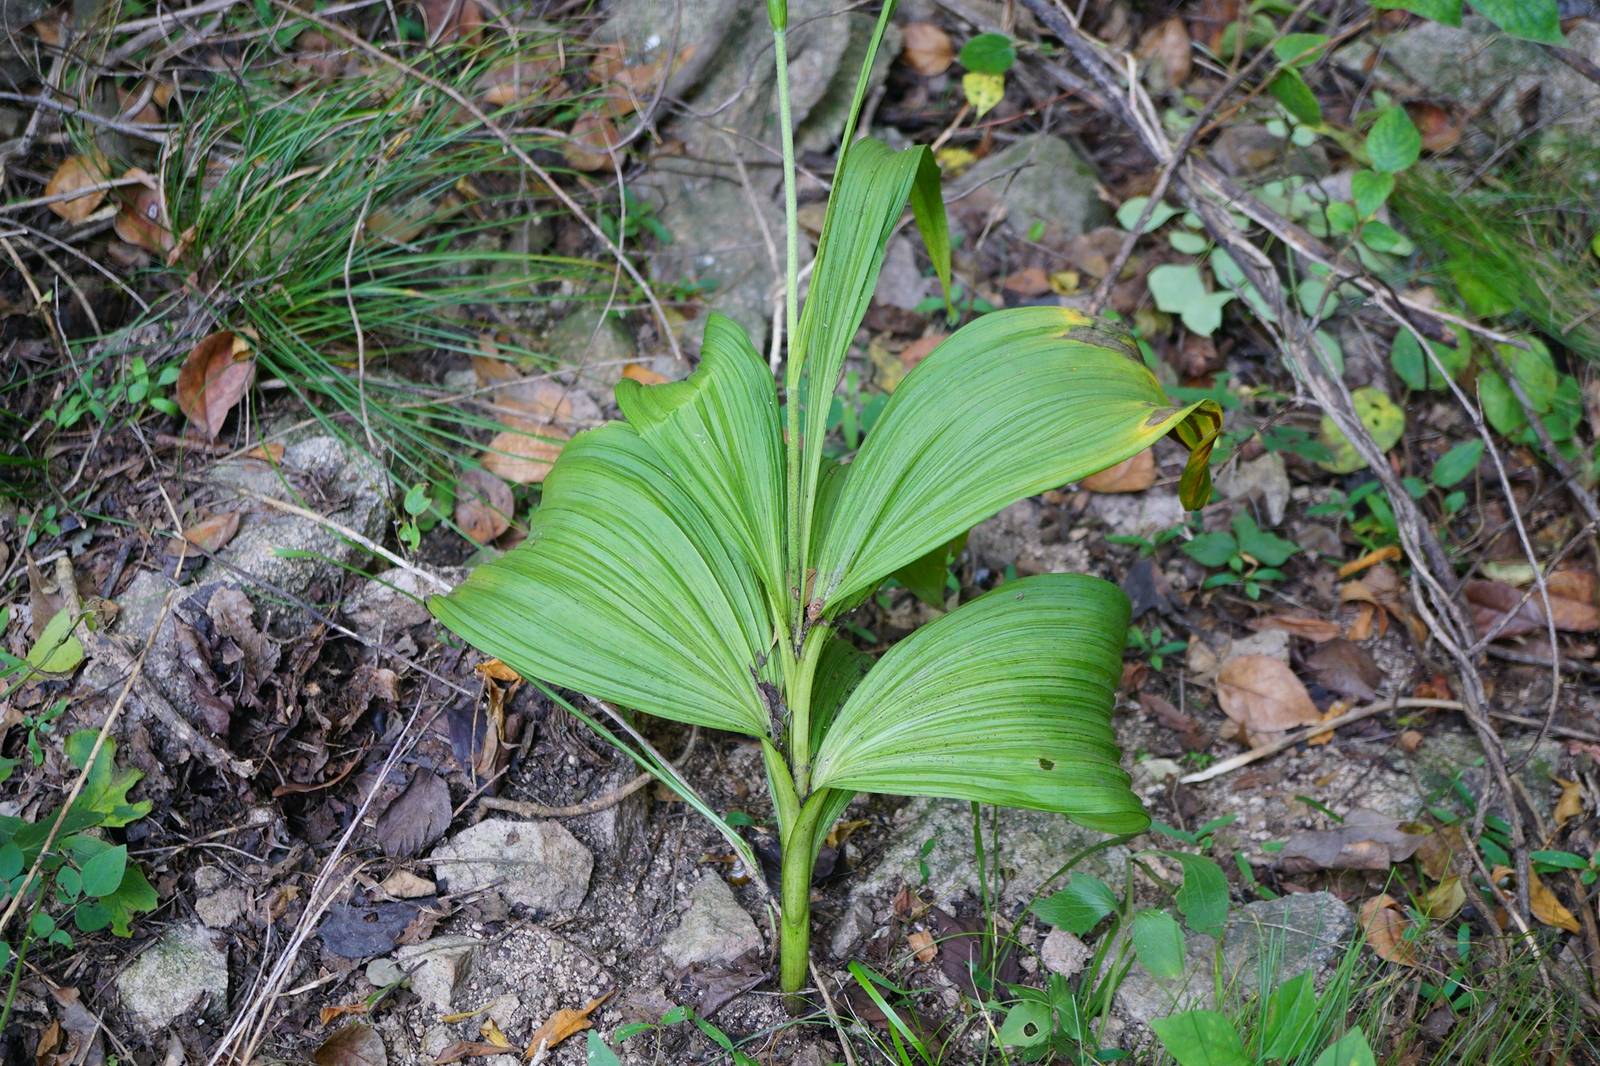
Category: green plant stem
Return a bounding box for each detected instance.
[779,788,835,995]
[787,626,828,797]
[0,906,38,1036]
[772,21,804,633]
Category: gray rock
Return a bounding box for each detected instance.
[1350,20,1600,149]
[1089,490,1186,540]
[547,305,638,389]
[1115,892,1354,1029]
[395,935,481,1013]
[430,818,592,913]
[576,767,651,870]
[829,899,877,959]
[117,923,229,1033]
[1040,929,1091,977]
[195,886,248,929]
[1218,453,1291,527]
[366,957,406,989]
[660,873,763,968]
[343,566,465,634]
[847,798,1128,909]
[967,499,1092,576]
[1411,728,1564,813]
[591,0,744,99]
[875,236,933,312]
[950,134,1105,241]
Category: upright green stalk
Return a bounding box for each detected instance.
[770,0,805,633]
[779,789,834,994]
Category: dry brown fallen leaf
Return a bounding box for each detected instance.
[1215,654,1321,742]
[177,331,255,440]
[1359,894,1418,966]
[902,21,955,76]
[246,442,287,463]
[482,425,569,485]
[477,56,564,109]
[455,467,513,545]
[1553,777,1584,829]
[563,111,621,172]
[476,658,521,683]
[318,1000,370,1025]
[524,990,614,1059]
[182,510,241,553]
[112,169,174,255]
[908,929,938,963]
[621,362,668,386]
[1422,875,1465,921]
[1136,15,1192,88]
[1464,571,1600,640]
[1003,266,1051,297]
[1278,809,1428,872]
[1248,612,1342,643]
[45,153,110,223]
[899,332,946,370]
[1081,448,1155,494]
[1491,866,1580,934]
[1340,564,1425,643]
[418,0,481,42]
[314,1022,387,1066]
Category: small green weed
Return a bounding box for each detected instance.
[1181,512,1300,599]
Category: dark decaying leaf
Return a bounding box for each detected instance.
[1278,809,1428,872]
[314,1023,387,1066]
[678,951,765,1017]
[319,898,420,958]
[374,769,452,857]
[1464,572,1600,640]
[177,331,255,439]
[1140,693,1208,752]
[1121,557,1171,620]
[931,907,1020,998]
[1303,638,1384,701]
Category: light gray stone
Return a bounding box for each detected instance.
[1090,489,1186,539]
[395,935,482,1013]
[117,923,229,1033]
[430,818,592,913]
[847,798,1128,909]
[342,566,465,633]
[366,957,405,988]
[195,886,248,929]
[660,873,763,968]
[547,305,638,389]
[829,899,877,960]
[950,134,1105,240]
[1218,453,1291,527]
[1040,929,1091,977]
[1115,892,1354,1029]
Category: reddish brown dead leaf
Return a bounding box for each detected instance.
[902,21,955,75]
[1491,866,1581,933]
[1081,449,1155,493]
[112,169,173,255]
[432,1042,505,1065]
[1408,101,1460,154]
[482,425,567,484]
[1249,612,1342,643]
[177,331,255,439]
[419,0,482,42]
[477,55,564,108]
[908,929,938,963]
[318,1001,370,1025]
[454,467,513,545]
[1359,894,1418,966]
[1340,564,1425,643]
[1398,729,1424,753]
[476,658,521,683]
[523,990,614,1058]
[246,442,287,463]
[1305,638,1383,701]
[621,362,668,386]
[1136,16,1191,89]
[182,510,241,553]
[1215,654,1320,740]
[1003,266,1051,296]
[45,153,109,223]
[1140,692,1209,751]
[899,332,946,369]
[1338,544,1402,578]
[563,111,620,172]
[1465,572,1600,640]
[314,1022,387,1066]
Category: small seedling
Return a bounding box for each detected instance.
[1181,512,1299,599]
[1125,623,1186,671]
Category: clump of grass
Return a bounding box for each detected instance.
[1395,150,1600,363]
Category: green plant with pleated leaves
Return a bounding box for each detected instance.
[428,0,1222,996]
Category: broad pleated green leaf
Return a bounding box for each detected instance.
[616,312,786,615]
[429,423,772,737]
[810,574,1147,833]
[811,306,1221,611]
[793,137,950,568]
